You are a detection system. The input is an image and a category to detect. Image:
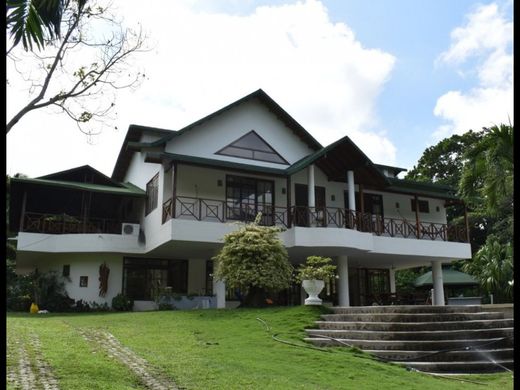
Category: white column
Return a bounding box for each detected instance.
[308,164,315,208]
[389,268,396,294]
[431,261,445,306]
[347,170,356,211]
[337,256,350,307]
[213,279,226,309]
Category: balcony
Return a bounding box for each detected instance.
[162,196,469,243]
[22,212,124,235]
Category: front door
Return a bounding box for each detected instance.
[294,184,326,226]
[345,192,384,232]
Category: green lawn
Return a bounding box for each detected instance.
[7,306,514,389]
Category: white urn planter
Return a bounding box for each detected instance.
[302,279,325,305]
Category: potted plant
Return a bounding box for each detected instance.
[295,256,336,305]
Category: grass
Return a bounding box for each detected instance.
[7,306,514,389]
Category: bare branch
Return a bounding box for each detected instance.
[6,1,149,137]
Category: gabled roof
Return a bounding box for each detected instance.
[144,152,288,176]
[112,125,175,181]
[385,177,460,200]
[111,89,322,180]
[414,268,478,287]
[287,135,389,187]
[374,164,408,177]
[39,165,124,188]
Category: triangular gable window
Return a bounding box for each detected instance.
[216,130,289,164]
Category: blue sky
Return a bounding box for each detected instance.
[6,0,513,178]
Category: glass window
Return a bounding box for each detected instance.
[216,130,288,165]
[145,173,159,215]
[123,258,188,300]
[411,199,430,213]
[226,175,274,225]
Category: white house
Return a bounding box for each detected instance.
[9,89,472,309]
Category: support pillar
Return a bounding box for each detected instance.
[431,261,445,306]
[389,268,396,294]
[308,164,315,226]
[347,170,356,212]
[337,256,350,307]
[308,164,315,208]
[213,279,226,309]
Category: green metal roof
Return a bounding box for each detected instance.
[414,268,478,287]
[145,152,288,176]
[10,177,146,197]
[385,177,459,200]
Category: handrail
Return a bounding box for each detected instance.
[160,197,469,243]
[23,212,123,235]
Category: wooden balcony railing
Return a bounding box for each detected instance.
[22,212,123,234]
[161,197,469,243]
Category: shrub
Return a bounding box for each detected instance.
[33,271,74,312]
[89,301,110,312]
[73,299,91,312]
[7,295,32,312]
[295,256,336,283]
[112,293,133,311]
[213,213,293,307]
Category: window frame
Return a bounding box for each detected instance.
[216,130,289,165]
[145,173,159,215]
[225,174,275,225]
[411,199,430,213]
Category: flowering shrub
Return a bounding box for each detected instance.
[295,256,336,282]
[213,213,293,306]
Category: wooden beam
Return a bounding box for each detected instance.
[19,191,27,232]
[286,175,292,228]
[359,184,365,213]
[464,202,470,243]
[173,162,178,219]
[414,194,420,239]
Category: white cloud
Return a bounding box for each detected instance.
[7,0,397,177]
[433,2,513,141]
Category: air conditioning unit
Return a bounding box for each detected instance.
[121,223,140,236]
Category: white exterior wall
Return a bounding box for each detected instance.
[176,164,288,207]
[166,98,315,167]
[34,253,124,306]
[290,168,346,209]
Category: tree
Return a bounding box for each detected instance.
[405,130,490,252]
[459,124,513,217]
[6,0,65,53]
[6,0,147,135]
[213,214,293,307]
[462,235,513,303]
[406,130,484,188]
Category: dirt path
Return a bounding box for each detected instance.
[7,332,59,390]
[78,327,180,390]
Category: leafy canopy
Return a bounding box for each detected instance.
[295,256,336,282]
[213,214,293,295]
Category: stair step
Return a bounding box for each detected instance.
[315,318,514,331]
[321,312,505,322]
[307,305,514,374]
[331,305,484,314]
[392,360,514,374]
[305,328,514,341]
[366,348,514,362]
[304,337,514,351]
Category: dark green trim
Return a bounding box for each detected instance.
[11,177,147,197]
[145,152,288,176]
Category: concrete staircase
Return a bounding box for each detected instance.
[304,305,514,374]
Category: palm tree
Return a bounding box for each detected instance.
[462,236,513,303]
[459,124,513,217]
[6,0,67,52]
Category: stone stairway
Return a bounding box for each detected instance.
[304,305,514,374]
